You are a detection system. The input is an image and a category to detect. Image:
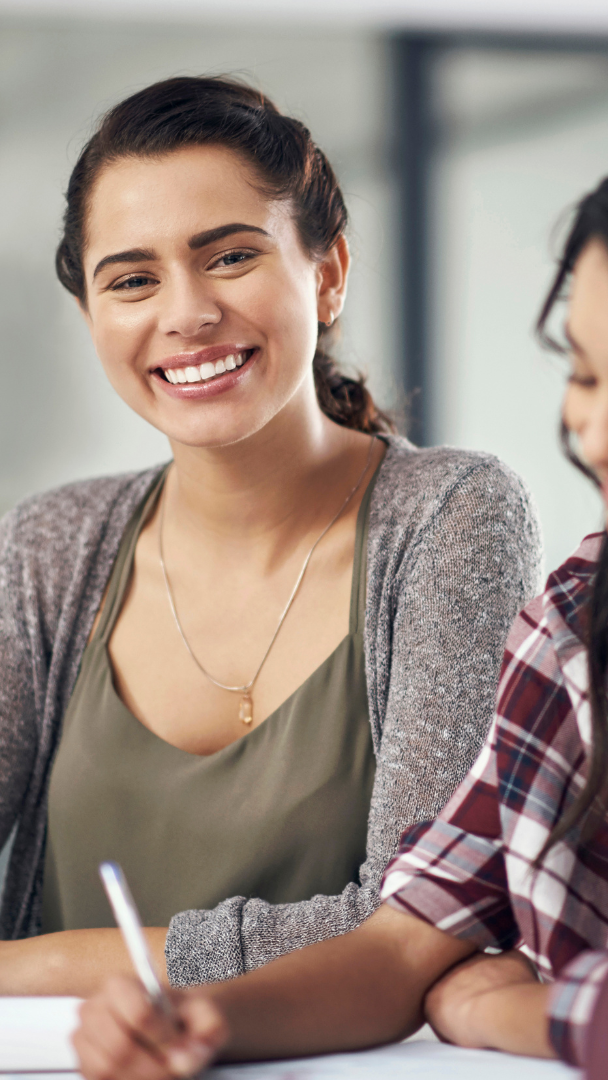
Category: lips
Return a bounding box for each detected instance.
[159,347,252,386]
[150,347,258,399]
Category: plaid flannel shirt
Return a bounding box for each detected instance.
[381,533,608,1068]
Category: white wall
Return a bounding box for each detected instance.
[0,19,398,514]
[5,24,608,577]
[4,0,608,35]
[432,49,608,575]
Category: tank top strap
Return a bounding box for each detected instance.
[349,441,385,636]
[94,450,383,645]
[96,468,168,645]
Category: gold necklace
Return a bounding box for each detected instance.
[159,437,376,725]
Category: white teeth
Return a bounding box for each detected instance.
[165,352,250,386]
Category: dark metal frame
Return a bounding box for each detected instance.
[392,30,608,445]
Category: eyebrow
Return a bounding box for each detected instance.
[92,223,271,280]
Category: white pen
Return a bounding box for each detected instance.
[99,861,176,1022]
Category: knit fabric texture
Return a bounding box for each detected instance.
[0,436,543,985]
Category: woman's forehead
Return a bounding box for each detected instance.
[569,239,608,356]
[84,145,290,257]
[571,240,608,308]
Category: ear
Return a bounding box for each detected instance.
[316,235,350,326]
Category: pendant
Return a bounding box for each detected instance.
[239,692,253,725]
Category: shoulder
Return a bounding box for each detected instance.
[496,535,601,755]
[374,435,536,519]
[0,467,166,614]
[545,532,602,608]
[370,435,541,563]
[507,532,602,661]
[0,467,165,556]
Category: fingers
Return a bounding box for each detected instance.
[171,988,229,1067]
[73,976,227,1080]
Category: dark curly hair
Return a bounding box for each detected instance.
[56,75,393,435]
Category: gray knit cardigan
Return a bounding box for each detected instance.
[0,437,543,986]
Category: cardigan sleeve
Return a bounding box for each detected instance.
[0,509,39,855]
[165,454,543,986]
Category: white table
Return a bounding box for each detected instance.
[0,997,581,1079]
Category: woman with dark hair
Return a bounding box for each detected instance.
[73,175,608,1077]
[0,76,540,994]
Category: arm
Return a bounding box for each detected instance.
[366,455,543,836]
[0,928,168,996]
[209,906,473,1059]
[425,950,554,1058]
[74,906,474,1080]
[0,510,39,886]
[424,946,608,1065]
[0,472,166,945]
[166,455,543,987]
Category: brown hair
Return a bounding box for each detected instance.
[56,75,393,435]
[536,177,608,863]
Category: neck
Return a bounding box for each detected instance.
[165,386,364,549]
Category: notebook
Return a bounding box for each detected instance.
[0,997,580,1078]
[212,1041,581,1079]
[0,996,80,1072]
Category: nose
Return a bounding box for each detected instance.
[156,272,221,338]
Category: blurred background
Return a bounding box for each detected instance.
[3,0,608,572]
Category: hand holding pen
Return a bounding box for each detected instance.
[72,863,227,1080]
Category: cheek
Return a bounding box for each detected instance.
[89,305,154,374]
[562,385,584,434]
[225,269,318,387]
[257,271,319,362]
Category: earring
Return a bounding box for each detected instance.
[325,313,334,328]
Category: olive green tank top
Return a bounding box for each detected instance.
[41,468,378,931]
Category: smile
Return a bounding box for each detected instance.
[158,350,255,385]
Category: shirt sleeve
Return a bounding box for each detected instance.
[380,713,521,953]
[547,950,608,1067]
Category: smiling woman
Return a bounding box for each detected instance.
[0,76,542,996]
[90,217,271,397]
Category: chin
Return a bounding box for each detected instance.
[162,413,275,451]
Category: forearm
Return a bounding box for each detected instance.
[208,907,474,1062]
[166,885,381,986]
[425,952,554,1060]
[464,982,554,1058]
[0,928,168,996]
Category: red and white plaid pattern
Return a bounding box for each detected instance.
[381,534,608,1068]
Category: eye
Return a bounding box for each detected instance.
[111,274,156,291]
[568,373,598,388]
[210,249,257,270]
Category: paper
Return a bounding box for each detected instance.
[0,997,581,1079]
[210,1040,581,1080]
[0,996,81,1072]
[0,1075,77,1080]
